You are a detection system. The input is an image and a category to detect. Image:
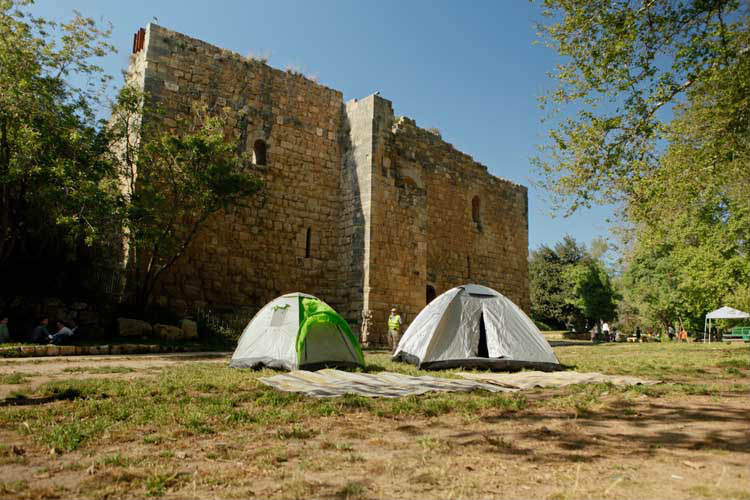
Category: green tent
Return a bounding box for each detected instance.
[230,293,365,371]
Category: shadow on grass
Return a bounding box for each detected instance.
[465,393,750,464]
[0,386,106,407]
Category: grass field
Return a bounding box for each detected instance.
[0,342,747,499]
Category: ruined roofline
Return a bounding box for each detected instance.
[140,24,526,192]
[142,23,342,97]
[391,115,527,191]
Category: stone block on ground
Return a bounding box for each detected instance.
[118,318,153,337]
[181,319,198,339]
[58,346,75,356]
[154,324,185,340]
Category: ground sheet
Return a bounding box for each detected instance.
[259,369,658,398]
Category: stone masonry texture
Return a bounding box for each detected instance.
[123,24,530,346]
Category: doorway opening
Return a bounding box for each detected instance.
[477,312,489,358]
[426,285,436,304]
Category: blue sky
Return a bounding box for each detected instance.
[32,0,615,251]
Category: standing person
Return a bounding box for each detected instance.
[679,326,688,342]
[602,321,610,342]
[0,317,9,343]
[387,307,403,354]
[31,318,50,344]
[668,325,675,342]
[635,326,642,342]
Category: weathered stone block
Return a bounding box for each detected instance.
[181,319,198,339]
[153,324,184,340]
[118,318,153,337]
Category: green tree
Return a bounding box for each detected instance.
[107,87,264,313]
[534,0,747,213]
[0,0,114,270]
[535,0,749,331]
[529,245,567,329]
[564,258,619,329]
[529,235,617,330]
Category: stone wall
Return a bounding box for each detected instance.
[123,24,529,346]
[390,118,530,311]
[130,24,348,315]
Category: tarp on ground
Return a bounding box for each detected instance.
[258,369,658,398]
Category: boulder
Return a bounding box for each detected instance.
[117,318,152,337]
[153,323,184,340]
[181,319,199,339]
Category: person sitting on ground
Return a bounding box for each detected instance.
[0,317,9,343]
[679,326,688,342]
[49,320,74,345]
[31,318,50,344]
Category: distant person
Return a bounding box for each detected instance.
[653,329,661,342]
[31,318,50,344]
[0,317,9,343]
[668,325,675,341]
[387,307,403,354]
[635,326,642,342]
[679,326,688,342]
[49,320,74,345]
[602,322,610,342]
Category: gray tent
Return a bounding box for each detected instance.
[393,284,561,371]
[230,293,364,371]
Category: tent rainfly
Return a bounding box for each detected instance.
[230,293,365,371]
[704,306,750,343]
[393,284,562,371]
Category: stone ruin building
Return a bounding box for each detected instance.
[124,24,530,345]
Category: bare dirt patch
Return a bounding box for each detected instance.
[0,353,228,398]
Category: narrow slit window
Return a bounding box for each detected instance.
[253,139,267,165]
[472,196,481,224]
[305,227,311,258]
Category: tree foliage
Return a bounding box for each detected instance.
[535,0,747,212]
[0,0,113,271]
[107,87,263,312]
[1,1,264,314]
[535,0,749,330]
[530,235,618,330]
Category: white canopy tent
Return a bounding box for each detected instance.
[704,306,750,343]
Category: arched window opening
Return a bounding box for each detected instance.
[253,139,267,165]
[305,227,311,258]
[426,285,436,305]
[471,196,481,224]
